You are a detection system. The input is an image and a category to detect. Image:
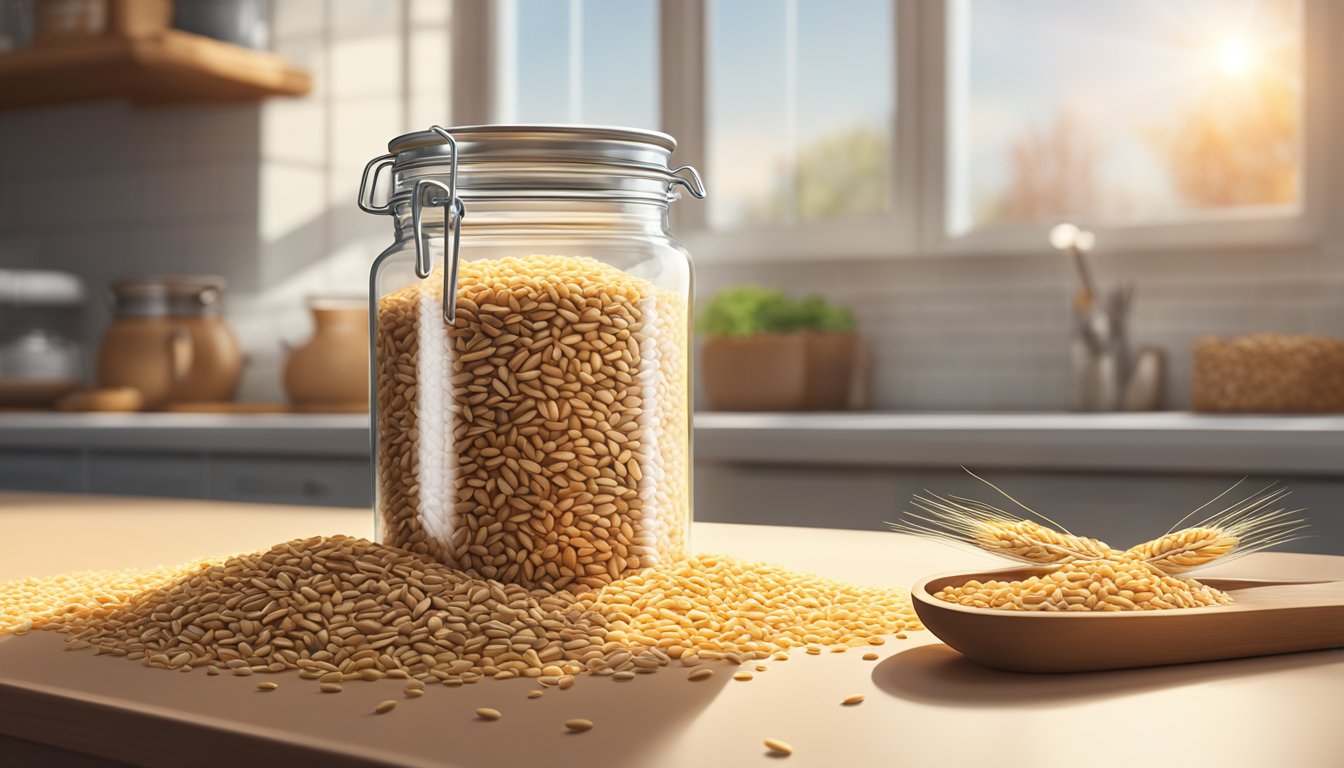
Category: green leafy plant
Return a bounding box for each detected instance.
[698,285,856,337]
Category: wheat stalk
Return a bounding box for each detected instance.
[890,491,1118,565]
[1126,483,1308,573]
[891,475,1309,573]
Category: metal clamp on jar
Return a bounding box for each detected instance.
[361,125,705,590]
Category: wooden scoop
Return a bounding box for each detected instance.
[912,566,1344,673]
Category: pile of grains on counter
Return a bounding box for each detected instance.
[932,559,1235,612]
[0,535,919,685]
[0,560,217,636]
[375,254,690,592]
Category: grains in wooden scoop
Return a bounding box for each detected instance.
[764,738,794,756]
[375,255,690,591]
[375,700,397,714]
[934,559,1233,611]
[476,707,502,721]
[0,538,919,686]
[565,718,594,733]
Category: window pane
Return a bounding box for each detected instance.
[500,0,658,130]
[949,0,1302,234]
[708,0,893,230]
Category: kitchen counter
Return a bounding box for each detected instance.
[2,410,1342,475]
[1,493,1342,768]
[695,411,1344,476]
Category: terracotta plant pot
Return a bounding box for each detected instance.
[701,332,863,411]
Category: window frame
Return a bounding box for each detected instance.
[450,0,1330,263]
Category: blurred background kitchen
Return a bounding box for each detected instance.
[2,0,1342,553]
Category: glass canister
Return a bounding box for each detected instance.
[360,125,705,591]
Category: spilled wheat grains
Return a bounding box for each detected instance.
[0,536,920,692]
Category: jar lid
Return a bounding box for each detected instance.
[373,124,704,206]
[0,269,84,306]
[109,276,227,317]
[389,124,676,167]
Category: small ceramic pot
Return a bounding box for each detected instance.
[283,296,369,412]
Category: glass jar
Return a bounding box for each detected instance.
[360,125,705,591]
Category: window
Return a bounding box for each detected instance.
[948,0,1303,235]
[458,0,1316,258]
[707,0,894,230]
[494,0,660,129]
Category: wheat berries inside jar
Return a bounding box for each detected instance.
[362,125,705,591]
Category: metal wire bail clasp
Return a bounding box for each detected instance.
[410,126,466,323]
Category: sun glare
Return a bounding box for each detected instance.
[1217,35,1255,77]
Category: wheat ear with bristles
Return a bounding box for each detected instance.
[1125,484,1309,573]
[890,492,1119,565]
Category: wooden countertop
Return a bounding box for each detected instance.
[1,493,1342,768]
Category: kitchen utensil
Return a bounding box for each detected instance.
[913,565,1344,673]
[1121,345,1166,411]
[282,295,368,412]
[97,276,242,410]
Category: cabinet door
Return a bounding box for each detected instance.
[88,451,206,498]
[207,456,372,508]
[0,450,84,493]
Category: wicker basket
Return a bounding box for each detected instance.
[1191,334,1344,413]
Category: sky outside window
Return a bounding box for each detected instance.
[950,0,1302,234]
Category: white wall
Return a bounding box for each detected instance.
[0,0,450,403]
[695,242,1344,411]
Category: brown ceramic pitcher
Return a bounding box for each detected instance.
[96,277,242,410]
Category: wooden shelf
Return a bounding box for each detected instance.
[0,30,312,109]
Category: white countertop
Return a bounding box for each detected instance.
[1,411,1341,475]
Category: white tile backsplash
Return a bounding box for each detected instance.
[0,1,448,404]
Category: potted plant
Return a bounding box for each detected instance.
[698,286,864,411]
